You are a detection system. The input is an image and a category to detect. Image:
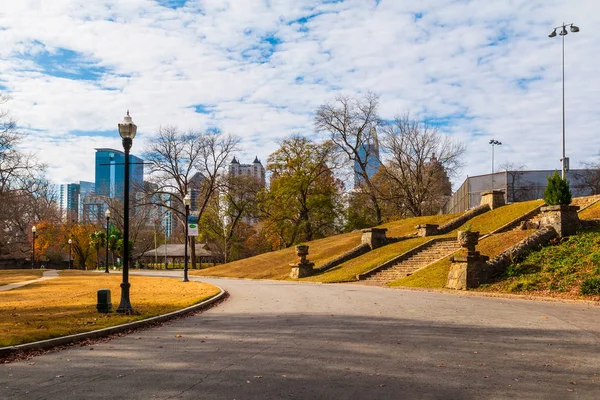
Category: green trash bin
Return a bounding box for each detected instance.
[97,289,112,313]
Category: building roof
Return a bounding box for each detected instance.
[139,243,218,258]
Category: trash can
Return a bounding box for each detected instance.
[97,289,112,313]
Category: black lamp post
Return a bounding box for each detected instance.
[31,225,37,269]
[105,208,111,273]
[549,23,580,179]
[183,192,191,282]
[68,238,73,269]
[489,139,502,191]
[116,111,136,314]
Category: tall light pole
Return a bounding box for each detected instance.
[549,22,579,179]
[489,139,502,191]
[183,192,191,282]
[31,225,37,269]
[68,238,73,269]
[116,111,136,315]
[105,208,111,273]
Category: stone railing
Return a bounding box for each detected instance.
[315,243,371,273]
[437,204,490,234]
[490,203,545,234]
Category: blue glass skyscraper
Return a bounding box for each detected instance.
[95,148,144,201]
[354,128,381,188]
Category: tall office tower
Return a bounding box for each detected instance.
[95,148,144,201]
[354,127,381,188]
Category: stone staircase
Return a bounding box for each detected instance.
[364,240,460,283]
[573,194,600,212]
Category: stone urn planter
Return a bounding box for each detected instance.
[457,230,479,254]
[296,245,309,262]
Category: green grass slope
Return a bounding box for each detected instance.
[477,228,600,299]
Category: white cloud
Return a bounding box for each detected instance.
[0,0,598,188]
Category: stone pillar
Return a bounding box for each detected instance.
[290,245,315,279]
[416,224,439,237]
[539,205,580,237]
[361,228,388,249]
[446,253,490,290]
[446,230,489,290]
[480,190,505,209]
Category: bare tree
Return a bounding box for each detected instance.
[143,127,239,267]
[0,93,57,258]
[378,114,465,217]
[315,92,383,224]
[576,152,600,195]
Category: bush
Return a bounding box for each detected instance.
[543,171,572,205]
[580,277,600,295]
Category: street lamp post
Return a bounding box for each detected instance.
[183,192,191,282]
[31,225,37,269]
[549,23,580,180]
[105,208,111,273]
[116,111,137,314]
[489,139,502,191]
[68,238,73,269]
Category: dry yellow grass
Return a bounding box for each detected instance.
[579,200,600,220]
[458,200,543,234]
[192,213,460,280]
[0,271,220,347]
[390,229,536,288]
[0,270,44,286]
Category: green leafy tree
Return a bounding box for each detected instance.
[260,135,343,248]
[544,171,572,205]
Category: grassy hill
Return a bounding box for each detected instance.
[193,214,460,280]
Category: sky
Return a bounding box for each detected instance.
[1,0,599,189]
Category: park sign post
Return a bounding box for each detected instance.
[187,215,199,236]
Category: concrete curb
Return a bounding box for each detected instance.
[0,286,227,358]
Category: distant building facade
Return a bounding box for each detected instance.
[443,169,594,214]
[229,156,266,187]
[354,128,381,188]
[59,181,95,222]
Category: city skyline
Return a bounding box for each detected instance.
[1,1,599,188]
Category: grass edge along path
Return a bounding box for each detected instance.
[0,271,221,347]
[0,270,45,286]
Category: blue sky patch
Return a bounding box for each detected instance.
[31,46,107,81]
[156,0,188,9]
[516,76,542,90]
[192,104,213,114]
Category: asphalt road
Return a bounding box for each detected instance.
[2,276,600,399]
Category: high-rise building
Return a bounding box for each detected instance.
[95,148,144,201]
[229,156,266,186]
[59,181,95,222]
[354,127,381,188]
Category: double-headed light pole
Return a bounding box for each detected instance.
[116,111,136,315]
[548,22,579,179]
[489,139,502,191]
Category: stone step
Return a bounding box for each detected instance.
[365,240,460,282]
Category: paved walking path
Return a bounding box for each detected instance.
[0,269,59,292]
[2,274,600,399]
